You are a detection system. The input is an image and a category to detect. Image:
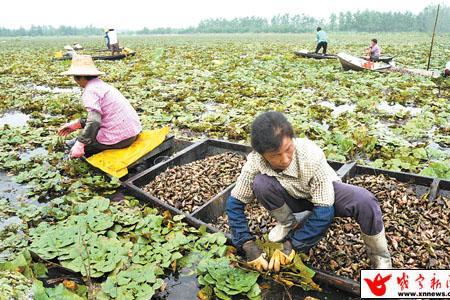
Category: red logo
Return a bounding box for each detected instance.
[364,273,392,296]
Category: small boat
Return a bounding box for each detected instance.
[92,51,136,61]
[359,56,394,63]
[337,53,392,71]
[54,51,135,61]
[294,49,337,60]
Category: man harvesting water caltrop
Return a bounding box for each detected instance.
[226,111,392,272]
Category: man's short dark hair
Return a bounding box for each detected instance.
[251,111,294,154]
[317,26,321,31]
[371,38,378,44]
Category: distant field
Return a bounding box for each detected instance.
[2,32,450,67]
[0,32,449,300]
[0,33,449,177]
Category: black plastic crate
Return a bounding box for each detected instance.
[337,163,450,200]
[190,184,234,236]
[124,139,251,216]
[127,138,193,179]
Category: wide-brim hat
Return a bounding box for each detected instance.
[61,55,105,76]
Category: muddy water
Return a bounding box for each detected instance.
[155,269,200,300]
[0,148,49,204]
[319,101,356,118]
[25,84,81,95]
[0,147,48,202]
[377,101,422,116]
[19,147,48,161]
[0,171,28,202]
[0,110,30,127]
[0,216,22,232]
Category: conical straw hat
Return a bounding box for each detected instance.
[61,55,105,76]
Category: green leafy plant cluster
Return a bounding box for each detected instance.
[100,263,164,300]
[0,270,33,300]
[23,194,238,299]
[197,257,261,300]
[1,34,450,177]
[0,214,29,264]
[32,280,87,300]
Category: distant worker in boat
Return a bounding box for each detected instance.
[104,29,110,50]
[105,29,120,56]
[63,45,77,58]
[443,61,450,77]
[73,43,83,50]
[226,111,392,272]
[366,38,381,61]
[58,55,142,158]
[315,27,328,55]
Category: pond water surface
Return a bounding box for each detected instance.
[0,110,30,127]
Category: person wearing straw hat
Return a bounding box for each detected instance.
[63,45,77,58]
[58,55,142,158]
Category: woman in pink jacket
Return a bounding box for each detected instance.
[58,55,141,158]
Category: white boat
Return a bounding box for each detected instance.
[337,53,392,71]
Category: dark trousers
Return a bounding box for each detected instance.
[85,135,137,156]
[252,174,384,235]
[315,41,328,54]
[67,135,138,157]
[111,43,120,55]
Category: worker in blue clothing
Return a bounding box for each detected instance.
[104,29,110,50]
[226,111,391,272]
[315,27,328,55]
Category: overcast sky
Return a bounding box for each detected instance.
[1,0,446,30]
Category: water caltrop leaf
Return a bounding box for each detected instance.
[173,214,185,221]
[102,264,163,299]
[40,283,85,300]
[87,211,114,232]
[197,257,261,299]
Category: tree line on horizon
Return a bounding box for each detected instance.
[1,5,449,37]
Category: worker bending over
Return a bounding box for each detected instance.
[226,111,391,272]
